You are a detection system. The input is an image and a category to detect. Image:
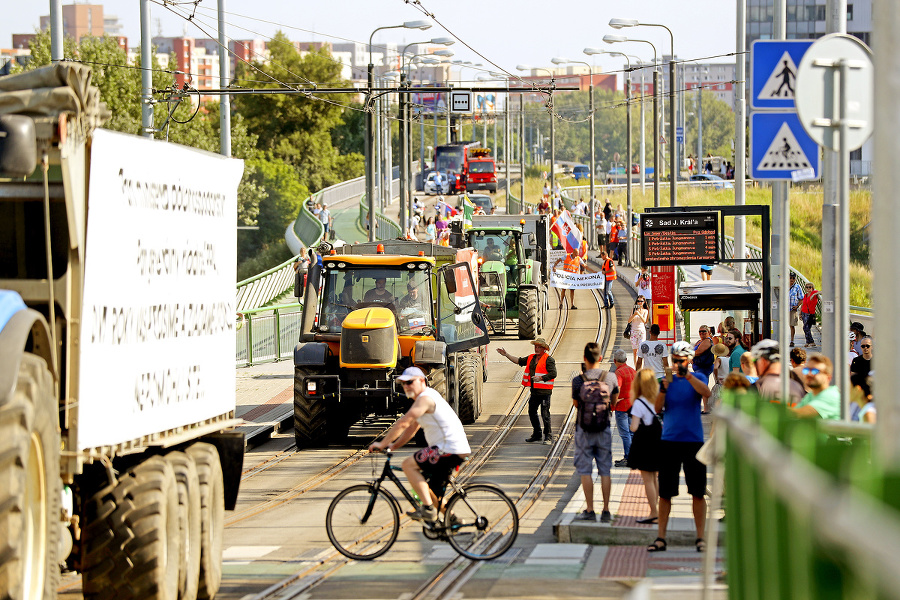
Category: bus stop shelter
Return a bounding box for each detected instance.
[679,280,762,346]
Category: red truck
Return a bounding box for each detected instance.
[466,147,498,193]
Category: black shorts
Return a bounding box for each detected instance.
[657,440,706,499]
[414,446,465,498]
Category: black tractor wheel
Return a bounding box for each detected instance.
[293,367,330,448]
[186,443,225,600]
[166,452,201,600]
[81,456,180,600]
[456,353,479,425]
[0,354,61,600]
[517,288,539,339]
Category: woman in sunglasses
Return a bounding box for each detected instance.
[691,327,715,412]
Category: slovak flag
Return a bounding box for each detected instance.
[436,200,458,217]
[550,210,583,254]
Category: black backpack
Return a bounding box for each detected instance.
[578,370,612,432]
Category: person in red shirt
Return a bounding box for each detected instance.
[613,350,635,467]
[800,283,821,347]
[608,222,620,260]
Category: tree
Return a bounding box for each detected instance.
[684,91,735,160]
[232,32,363,191]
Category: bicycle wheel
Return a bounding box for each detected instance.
[443,484,518,560]
[326,485,399,560]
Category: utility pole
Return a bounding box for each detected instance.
[519,94,525,210]
[773,0,792,405]
[399,74,408,237]
[653,68,661,206]
[735,0,747,281]
[217,0,231,157]
[821,0,847,368]
[140,0,153,138]
[625,69,633,265]
[366,64,376,241]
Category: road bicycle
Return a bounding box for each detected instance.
[325,450,518,561]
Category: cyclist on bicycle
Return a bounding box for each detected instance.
[369,366,471,523]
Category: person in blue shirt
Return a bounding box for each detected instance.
[647,342,711,554]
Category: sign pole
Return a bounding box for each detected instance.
[836,60,851,416]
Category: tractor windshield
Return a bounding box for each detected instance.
[469,231,518,265]
[320,266,433,335]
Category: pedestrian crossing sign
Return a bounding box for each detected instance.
[751,40,813,109]
[750,112,820,180]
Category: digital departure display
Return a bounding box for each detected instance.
[640,212,719,266]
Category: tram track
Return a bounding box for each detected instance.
[228,285,573,528]
[241,282,613,600]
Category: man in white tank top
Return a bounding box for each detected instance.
[369,367,471,523]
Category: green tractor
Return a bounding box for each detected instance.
[449,219,549,338]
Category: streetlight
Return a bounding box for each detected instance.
[603,34,661,208]
[366,20,432,241]
[585,48,647,194]
[610,17,677,206]
[551,56,598,248]
[397,42,454,231]
[516,64,557,198]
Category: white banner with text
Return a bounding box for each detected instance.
[77,129,244,450]
[549,269,607,289]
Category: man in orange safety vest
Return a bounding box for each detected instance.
[497,338,558,445]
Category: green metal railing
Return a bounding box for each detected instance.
[506,191,523,215]
[235,302,303,366]
[358,193,403,239]
[716,392,898,599]
[235,256,301,313]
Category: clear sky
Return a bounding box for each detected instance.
[4,1,738,79]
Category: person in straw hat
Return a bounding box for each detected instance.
[497,338,558,445]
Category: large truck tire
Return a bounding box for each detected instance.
[186,443,225,600]
[293,367,329,448]
[0,353,61,600]
[82,455,180,600]
[167,452,201,600]
[456,353,479,425]
[517,288,539,340]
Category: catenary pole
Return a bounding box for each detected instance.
[821,0,847,368]
[773,0,792,405]
[735,0,747,282]
[218,0,231,157]
[872,0,900,466]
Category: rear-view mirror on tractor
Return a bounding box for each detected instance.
[443,269,457,294]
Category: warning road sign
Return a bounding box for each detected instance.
[751,40,813,110]
[751,112,819,180]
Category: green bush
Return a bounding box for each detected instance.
[237,240,294,282]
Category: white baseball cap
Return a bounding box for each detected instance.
[396,367,427,382]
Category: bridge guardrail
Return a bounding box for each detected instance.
[235,302,303,366]
[716,392,896,600]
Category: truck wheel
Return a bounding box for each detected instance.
[456,354,479,425]
[186,443,225,600]
[0,354,61,600]
[517,288,539,339]
[167,452,201,600]
[82,455,180,600]
[293,367,330,448]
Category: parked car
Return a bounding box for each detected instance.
[690,174,734,190]
[424,171,450,195]
[572,165,590,180]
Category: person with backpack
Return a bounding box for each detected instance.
[648,341,712,553]
[571,342,620,522]
[497,338,557,445]
[628,368,663,524]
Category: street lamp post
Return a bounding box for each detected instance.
[552,56,596,248]
[610,18,677,206]
[516,65,556,200]
[604,34,659,207]
[367,20,431,241]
